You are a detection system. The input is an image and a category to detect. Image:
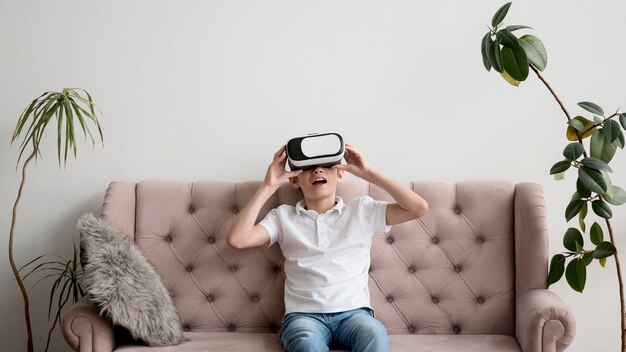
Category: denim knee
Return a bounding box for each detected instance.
[336,310,390,352]
[280,314,330,352]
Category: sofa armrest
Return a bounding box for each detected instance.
[61,295,115,352]
[516,289,576,352]
[514,182,549,297]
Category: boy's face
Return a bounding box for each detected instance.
[289,165,344,200]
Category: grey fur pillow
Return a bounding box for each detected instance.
[78,213,184,346]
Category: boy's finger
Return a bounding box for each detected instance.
[274,145,286,158]
[287,170,303,178]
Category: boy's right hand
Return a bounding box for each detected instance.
[263,145,302,189]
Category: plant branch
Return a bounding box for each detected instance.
[530,65,589,158]
[9,138,37,352]
[530,64,625,351]
[530,65,572,121]
[606,216,626,347]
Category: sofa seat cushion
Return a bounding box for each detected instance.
[114,332,521,352]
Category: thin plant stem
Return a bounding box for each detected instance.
[530,64,626,351]
[606,217,626,350]
[9,138,37,352]
[530,65,589,158]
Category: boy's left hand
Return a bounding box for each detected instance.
[332,144,372,181]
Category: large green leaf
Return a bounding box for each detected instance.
[562,142,584,161]
[578,101,604,116]
[590,129,618,163]
[592,199,613,219]
[496,29,520,48]
[519,34,547,71]
[580,157,612,173]
[565,199,585,222]
[617,130,625,149]
[492,2,512,27]
[489,39,504,73]
[501,46,529,81]
[504,25,533,32]
[576,177,592,198]
[566,258,586,292]
[563,227,584,251]
[550,160,571,174]
[578,202,587,232]
[605,186,626,206]
[593,241,617,259]
[578,166,608,194]
[602,170,615,200]
[547,254,566,287]
[481,32,492,71]
[605,119,621,143]
[590,222,603,245]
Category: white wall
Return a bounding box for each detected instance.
[1,0,624,350]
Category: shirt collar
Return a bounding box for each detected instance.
[296,196,345,215]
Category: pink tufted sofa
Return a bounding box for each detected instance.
[61,180,576,352]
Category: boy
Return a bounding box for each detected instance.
[226,143,429,352]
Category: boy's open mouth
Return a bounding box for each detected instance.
[312,177,327,185]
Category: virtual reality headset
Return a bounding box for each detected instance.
[286,133,345,171]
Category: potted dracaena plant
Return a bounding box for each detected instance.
[480,2,626,350]
[9,88,103,352]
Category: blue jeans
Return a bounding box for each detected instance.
[279,307,390,352]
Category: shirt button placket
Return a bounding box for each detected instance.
[317,217,328,248]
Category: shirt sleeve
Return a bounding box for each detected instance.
[359,196,391,233]
[258,208,280,247]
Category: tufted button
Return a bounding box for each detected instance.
[183,325,191,332]
[431,237,439,244]
[386,295,394,303]
[453,325,461,334]
[408,266,416,273]
[185,265,193,273]
[250,294,260,303]
[454,208,461,214]
[269,322,279,333]
[431,296,439,304]
[386,236,394,244]
[454,265,462,273]
[477,296,484,304]
[206,295,214,302]
[476,236,485,243]
[208,236,216,244]
[232,207,239,214]
[188,205,195,214]
[273,265,281,273]
[229,265,238,273]
[165,235,172,243]
[408,326,416,334]
[227,324,236,332]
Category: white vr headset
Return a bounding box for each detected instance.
[286,133,345,171]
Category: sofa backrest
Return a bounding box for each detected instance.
[101,180,535,337]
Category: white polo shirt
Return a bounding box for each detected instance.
[259,195,390,315]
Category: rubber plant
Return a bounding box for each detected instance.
[9,88,103,352]
[481,2,626,350]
